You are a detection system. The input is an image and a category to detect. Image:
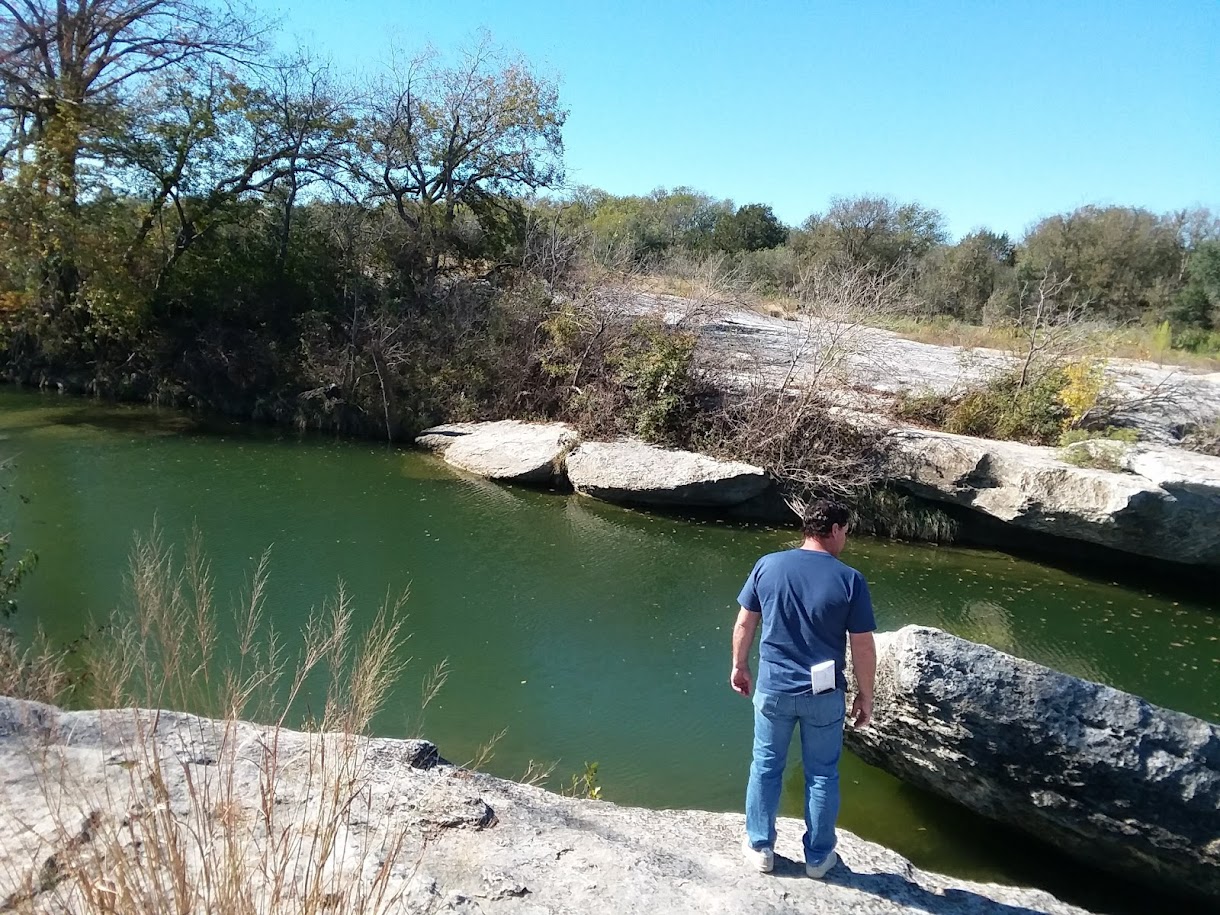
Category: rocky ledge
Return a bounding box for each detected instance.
[845,626,1220,903]
[888,428,1220,567]
[416,420,1220,568]
[0,696,1091,914]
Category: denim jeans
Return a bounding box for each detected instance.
[745,688,845,864]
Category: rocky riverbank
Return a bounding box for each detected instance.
[415,418,1220,569]
[0,695,1094,914]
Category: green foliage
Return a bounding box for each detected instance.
[710,203,788,254]
[1172,240,1220,329]
[614,322,701,442]
[0,535,37,618]
[1058,427,1138,446]
[850,489,957,542]
[1059,442,1128,473]
[1018,206,1189,323]
[894,389,951,427]
[915,230,1017,322]
[943,370,1070,445]
[1151,320,1173,364]
[797,196,947,271]
[563,761,603,800]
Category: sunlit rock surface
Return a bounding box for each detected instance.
[0,696,1093,914]
[887,429,1220,567]
[415,420,579,485]
[565,440,771,507]
[845,626,1220,903]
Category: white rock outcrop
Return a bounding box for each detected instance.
[0,696,1094,915]
[887,428,1220,566]
[845,626,1220,904]
[565,440,770,507]
[416,420,578,485]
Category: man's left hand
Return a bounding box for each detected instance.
[730,665,752,697]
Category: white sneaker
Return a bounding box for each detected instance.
[741,838,774,873]
[806,850,837,879]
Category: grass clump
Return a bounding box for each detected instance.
[0,527,436,915]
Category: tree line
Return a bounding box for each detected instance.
[550,188,1220,343]
[1,1,1217,447]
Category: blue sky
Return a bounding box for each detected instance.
[266,0,1219,240]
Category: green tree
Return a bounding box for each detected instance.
[916,230,1017,322]
[1018,206,1186,323]
[710,203,787,253]
[798,196,947,272]
[0,0,263,313]
[1171,240,1220,329]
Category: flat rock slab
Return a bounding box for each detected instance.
[565,440,770,507]
[0,697,1093,915]
[887,426,1220,566]
[416,420,579,485]
[845,626,1220,903]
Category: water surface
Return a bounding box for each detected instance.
[1,391,1215,914]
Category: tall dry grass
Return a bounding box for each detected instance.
[1,527,441,914]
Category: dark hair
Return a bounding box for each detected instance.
[801,499,850,538]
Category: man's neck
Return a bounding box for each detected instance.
[800,536,836,556]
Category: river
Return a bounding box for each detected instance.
[1,390,1216,914]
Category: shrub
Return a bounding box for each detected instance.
[943,370,1069,445]
[1059,440,1130,473]
[614,321,702,443]
[1057,359,1107,429]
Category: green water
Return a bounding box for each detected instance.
[1,391,1216,914]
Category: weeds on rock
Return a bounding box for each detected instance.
[0,527,439,914]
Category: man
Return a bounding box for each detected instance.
[730,498,876,878]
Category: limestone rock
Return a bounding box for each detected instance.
[845,626,1220,903]
[565,440,770,507]
[415,420,579,485]
[0,696,1094,915]
[887,427,1220,566]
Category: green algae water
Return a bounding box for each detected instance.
[1,390,1216,914]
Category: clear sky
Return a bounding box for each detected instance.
[265,0,1219,240]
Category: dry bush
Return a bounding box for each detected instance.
[0,628,70,706]
[0,528,442,915]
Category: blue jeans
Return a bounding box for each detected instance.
[745,689,845,864]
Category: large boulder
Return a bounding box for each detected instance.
[0,696,1092,914]
[565,440,771,507]
[887,428,1220,567]
[415,420,579,485]
[845,626,1220,902]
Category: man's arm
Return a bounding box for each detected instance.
[848,631,876,727]
[730,607,760,696]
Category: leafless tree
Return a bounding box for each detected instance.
[364,34,566,289]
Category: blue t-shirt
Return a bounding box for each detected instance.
[737,548,876,696]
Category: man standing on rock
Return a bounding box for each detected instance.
[730,498,877,878]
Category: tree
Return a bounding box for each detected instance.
[113,55,355,290]
[1018,206,1185,323]
[366,36,566,290]
[710,203,787,253]
[916,229,1016,322]
[799,196,947,272]
[1171,240,1220,329]
[0,0,263,310]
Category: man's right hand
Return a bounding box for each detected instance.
[730,665,753,697]
[849,693,873,728]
